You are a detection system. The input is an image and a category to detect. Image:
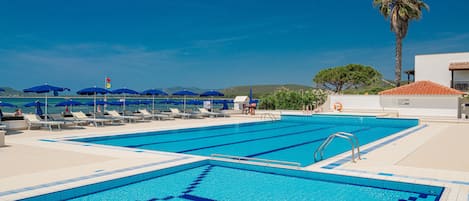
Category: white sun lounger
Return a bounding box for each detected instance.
[23,114,65,131]
[138,109,173,120]
[72,111,111,127]
[107,110,141,123]
[49,113,87,128]
[169,108,203,119]
[197,108,228,118]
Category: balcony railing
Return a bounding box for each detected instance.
[452,81,469,91]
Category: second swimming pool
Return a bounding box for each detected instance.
[72,115,419,166]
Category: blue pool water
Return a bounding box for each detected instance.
[21,160,443,201]
[73,115,419,166]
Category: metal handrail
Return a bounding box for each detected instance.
[260,113,278,121]
[314,132,361,163]
[211,154,301,168]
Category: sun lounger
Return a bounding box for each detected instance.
[23,114,65,131]
[49,113,86,128]
[169,108,203,119]
[95,112,124,124]
[137,109,173,120]
[197,108,229,118]
[107,110,141,123]
[72,111,111,127]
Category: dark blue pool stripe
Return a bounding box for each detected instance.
[181,165,214,195]
[177,126,336,153]
[72,121,276,142]
[179,194,216,201]
[125,123,311,148]
[245,127,372,158]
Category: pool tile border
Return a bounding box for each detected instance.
[0,156,192,199]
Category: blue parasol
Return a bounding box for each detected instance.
[200,90,224,110]
[0,88,4,92]
[0,101,16,107]
[200,90,224,97]
[55,100,83,107]
[85,100,108,106]
[141,89,167,115]
[77,86,111,119]
[186,100,203,105]
[55,99,83,113]
[24,101,47,107]
[172,90,198,113]
[23,84,70,121]
[111,88,139,113]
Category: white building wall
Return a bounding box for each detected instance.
[329,95,382,110]
[415,52,469,87]
[380,95,459,117]
[329,95,460,118]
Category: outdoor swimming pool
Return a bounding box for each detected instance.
[21,160,443,201]
[73,115,419,166]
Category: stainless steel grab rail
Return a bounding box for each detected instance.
[313,132,361,163]
[211,154,301,168]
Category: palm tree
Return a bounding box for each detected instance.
[373,0,428,87]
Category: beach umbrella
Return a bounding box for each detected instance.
[23,84,70,121]
[200,90,224,111]
[141,89,168,116]
[55,100,83,107]
[0,101,16,107]
[111,88,139,113]
[172,90,198,113]
[186,100,203,105]
[55,100,83,113]
[84,100,108,106]
[77,87,111,119]
[0,88,4,92]
[24,101,47,107]
[35,101,43,116]
[138,100,152,105]
[200,90,224,97]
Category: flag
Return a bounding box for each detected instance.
[105,77,111,89]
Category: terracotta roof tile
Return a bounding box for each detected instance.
[379,80,465,95]
[449,62,469,70]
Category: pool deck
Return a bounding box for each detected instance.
[1,112,468,200]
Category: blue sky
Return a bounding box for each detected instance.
[1,0,468,91]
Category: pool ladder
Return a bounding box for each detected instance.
[260,113,279,121]
[314,132,361,163]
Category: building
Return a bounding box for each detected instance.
[329,81,465,118]
[414,52,469,92]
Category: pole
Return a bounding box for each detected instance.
[152,94,155,116]
[183,95,186,113]
[94,92,97,119]
[45,93,48,121]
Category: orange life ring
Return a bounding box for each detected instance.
[333,102,343,112]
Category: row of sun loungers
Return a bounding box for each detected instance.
[21,108,230,131]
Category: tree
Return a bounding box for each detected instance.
[258,88,327,110]
[373,0,428,87]
[313,64,382,93]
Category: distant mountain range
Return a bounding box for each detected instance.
[0,84,314,98]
